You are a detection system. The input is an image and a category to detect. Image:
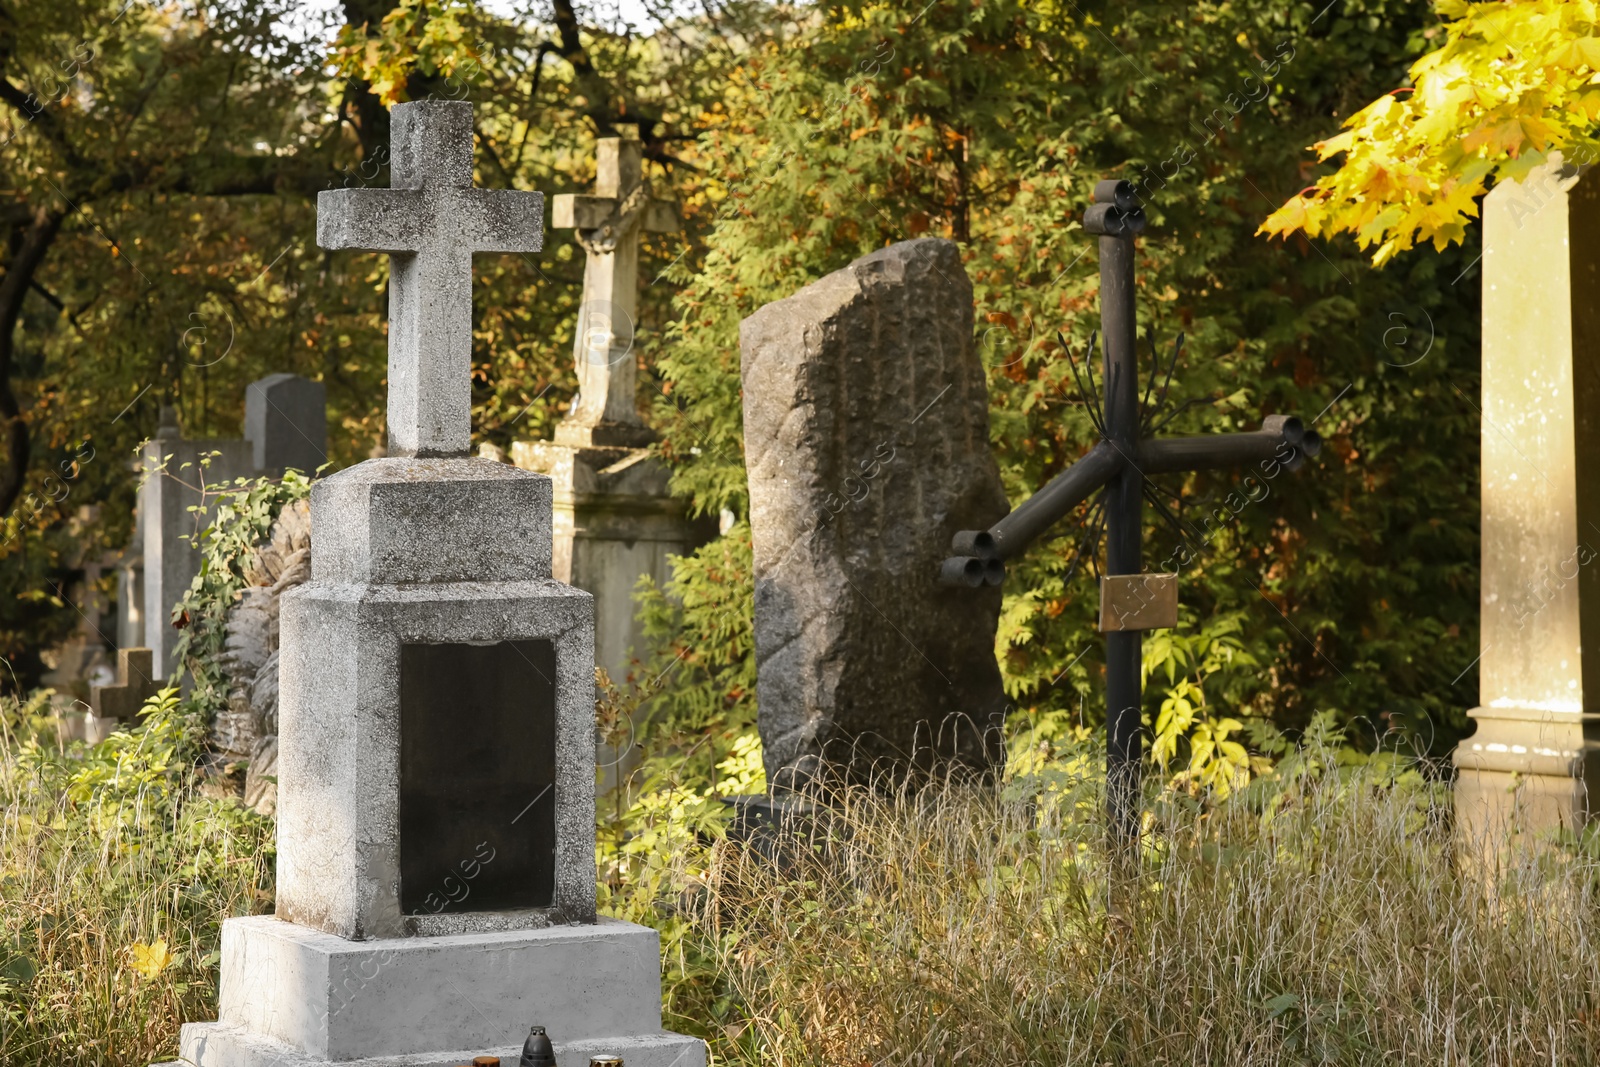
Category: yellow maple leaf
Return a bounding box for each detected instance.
[1553,36,1600,70]
[1461,117,1526,155]
[1314,131,1355,161]
[1262,0,1600,262]
[1258,195,1316,239]
[128,940,174,980]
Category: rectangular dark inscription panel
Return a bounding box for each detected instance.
[400,639,557,914]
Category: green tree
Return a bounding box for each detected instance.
[649,0,1482,760]
[0,0,785,687]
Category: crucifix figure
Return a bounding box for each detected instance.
[940,178,1324,840]
[551,128,679,448]
[318,100,544,457]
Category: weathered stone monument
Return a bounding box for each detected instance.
[210,497,313,813]
[171,100,702,1067]
[510,128,693,687]
[740,238,1011,789]
[134,375,326,679]
[1454,155,1600,841]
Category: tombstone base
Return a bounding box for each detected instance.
[509,440,697,684]
[1453,704,1600,841]
[165,916,704,1067]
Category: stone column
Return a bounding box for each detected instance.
[1454,156,1600,841]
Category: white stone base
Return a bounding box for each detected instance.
[163,915,704,1067]
[169,1024,703,1067]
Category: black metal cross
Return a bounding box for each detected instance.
[940,178,1324,842]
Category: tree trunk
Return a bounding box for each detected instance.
[0,205,65,517]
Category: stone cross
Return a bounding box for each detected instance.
[1454,155,1600,842]
[319,100,544,457]
[551,129,678,447]
[940,179,1324,842]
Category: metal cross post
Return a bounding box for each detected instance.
[939,177,1326,844]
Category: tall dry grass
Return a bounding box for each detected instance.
[0,691,273,1067]
[684,757,1600,1066]
[7,683,1600,1067]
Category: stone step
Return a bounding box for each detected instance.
[167,1021,704,1067]
[172,916,703,1067]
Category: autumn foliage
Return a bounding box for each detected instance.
[1263,0,1600,263]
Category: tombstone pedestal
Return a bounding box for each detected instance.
[177,917,701,1067]
[508,439,689,690]
[174,457,702,1067]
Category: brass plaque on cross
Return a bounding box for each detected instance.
[1099,573,1178,632]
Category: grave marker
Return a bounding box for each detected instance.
[86,647,159,740]
[245,373,327,475]
[938,179,1324,840]
[129,376,326,680]
[551,127,678,447]
[510,131,696,703]
[740,238,1011,790]
[171,100,703,1067]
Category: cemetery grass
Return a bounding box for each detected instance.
[0,688,273,1067]
[648,734,1600,1067]
[7,684,1600,1066]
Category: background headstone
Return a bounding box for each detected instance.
[740,237,1010,790]
[83,647,159,743]
[115,491,145,651]
[512,130,698,718]
[41,506,118,740]
[135,374,326,680]
[245,372,327,476]
[1454,155,1600,841]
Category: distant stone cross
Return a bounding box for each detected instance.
[319,100,544,457]
[941,178,1326,842]
[552,129,679,447]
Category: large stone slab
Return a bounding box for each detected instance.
[173,916,702,1067]
[740,238,1010,789]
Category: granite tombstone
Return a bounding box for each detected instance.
[170,100,703,1067]
[740,238,1011,790]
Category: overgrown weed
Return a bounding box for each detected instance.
[0,689,273,1066]
[649,732,1600,1066]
